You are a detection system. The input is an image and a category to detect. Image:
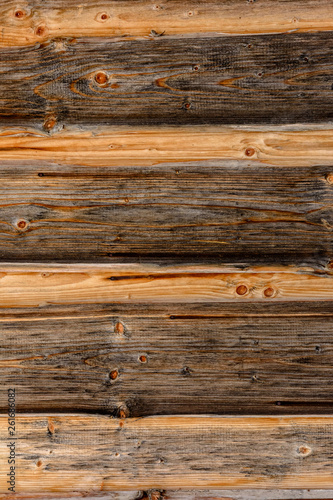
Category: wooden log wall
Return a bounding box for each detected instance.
[1,0,333,497]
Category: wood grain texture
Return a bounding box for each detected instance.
[2,32,333,127]
[1,0,332,48]
[0,161,331,262]
[0,263,332,306]
[2,127,333,167]
[2,301,333,415]
[1,415,333,491]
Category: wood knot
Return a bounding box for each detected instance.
[14,9,26,18]
[297,445,312,457]
[236,284,248,296]
[36,459,42,468]
[114,322,124,335]
[181,366,192,376]
[96,12,109,22]
[118,406,129,419]
[245,147,255,157]
[326,173,333,184]
[43,117,56,131]
[109,369,118,380]
[183,101,192,110]
[17,219,28,230]
[95,71,109,85]
[263,286,275,298]
[35,26,46,37]
[139,355,147,363]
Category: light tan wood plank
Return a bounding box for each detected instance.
[0,263,330,307]
[1,127,333,167]
[1,415,333,491]
[0,0,332,47]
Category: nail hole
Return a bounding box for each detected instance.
[236,284,248,296]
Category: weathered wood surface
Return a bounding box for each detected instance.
[1,0,332,48]
[2,127,333,167]
[2,301,333,415]
[1,415,333,491]
[0,264,332,306]
[0,161,331,261]
[2,32,333,128]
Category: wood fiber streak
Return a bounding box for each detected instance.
[0,162,331,261]
[1,415,333,491]
[1,302,333,415]
[0,0,332,47]
[2,33,333,127]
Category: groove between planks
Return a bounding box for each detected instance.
[1,415,333,491]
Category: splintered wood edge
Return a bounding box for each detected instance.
[0,263,331,306]
[0,0,333,47]
[1,415,333,491]
[1,126,333,167]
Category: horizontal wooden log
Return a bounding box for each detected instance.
[2,33,333,127]
[0,161,331,262]
[0,264,331,307]
[4,491,333,500]
[1,415,333,491]
[2,301,333,415]
[1,127,333,167]
[0,0,332,48]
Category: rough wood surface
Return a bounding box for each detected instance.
[0,0,332,48]
[0,161,331,261]
[2,127,333,167]
[1,301,333,415]
[0,263,331,306]
[2,32,333,128]
[1,415,333,491]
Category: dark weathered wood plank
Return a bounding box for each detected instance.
[0,161,332,262]
[2,32,333,127]
[1,415,333,491]
[1,0,332,47]
[2,301,333,415]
